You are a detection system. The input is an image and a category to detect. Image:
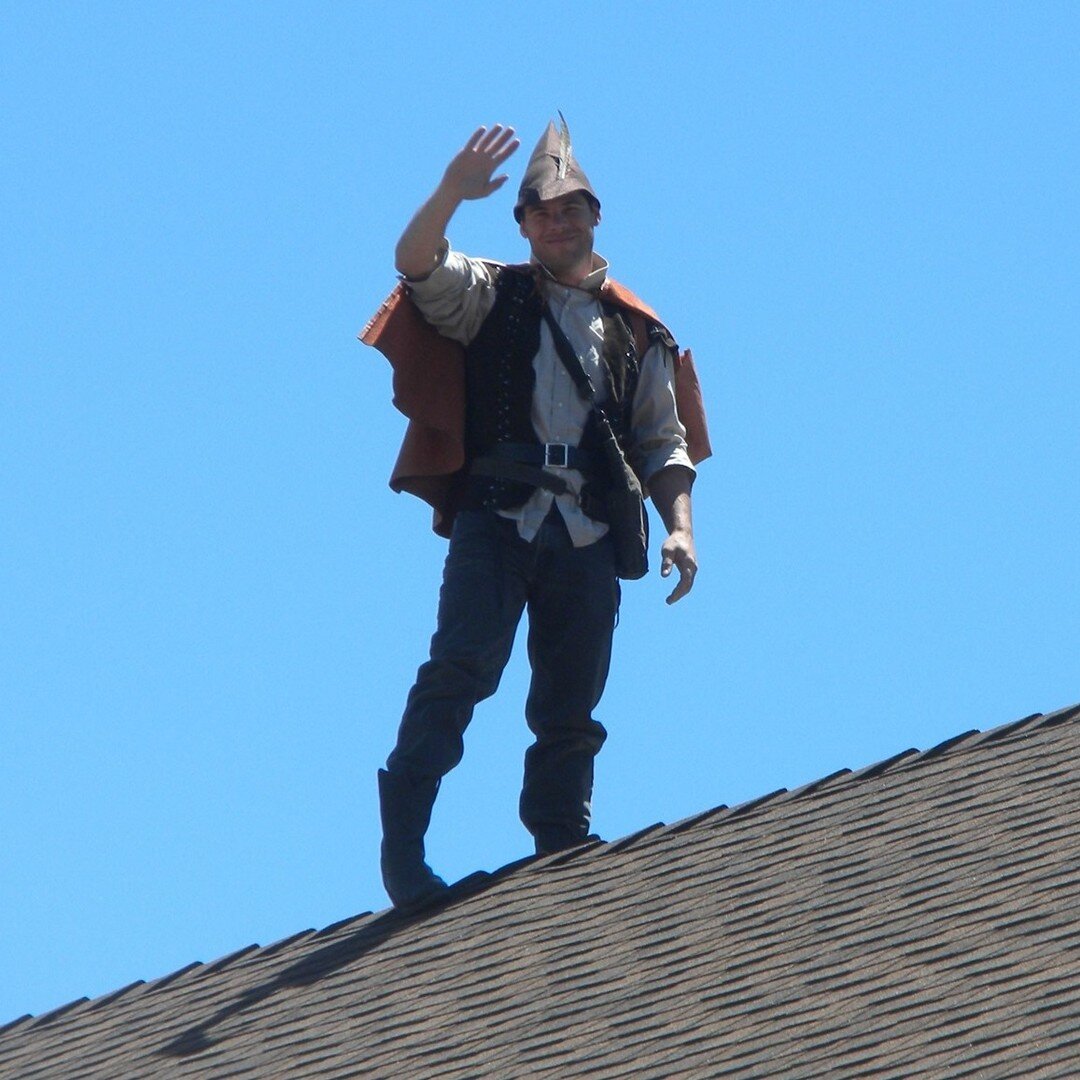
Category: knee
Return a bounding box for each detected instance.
[414,655,503,706]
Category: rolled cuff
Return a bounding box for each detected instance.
[641,445,696,489]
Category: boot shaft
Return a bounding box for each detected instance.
[378,768,440,844]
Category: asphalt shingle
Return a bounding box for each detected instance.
[3,702,1079,1079]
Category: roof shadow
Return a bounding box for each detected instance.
[158,897,448,1058]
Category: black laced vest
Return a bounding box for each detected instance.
[459,266,645,519]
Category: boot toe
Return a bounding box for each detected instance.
[381,843,449,909]
[385,864,449,910]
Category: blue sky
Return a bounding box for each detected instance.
[3,1,1078,1023]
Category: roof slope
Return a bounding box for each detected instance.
[4,703,1080,1079]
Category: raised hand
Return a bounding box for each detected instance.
[440,125,521,201]
[395,124,521,280]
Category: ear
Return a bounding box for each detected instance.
[519,220,529,239]
[593,209,601,227]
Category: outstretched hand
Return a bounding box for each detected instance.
[441,125,520,202]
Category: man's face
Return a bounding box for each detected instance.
[518,192,600,277]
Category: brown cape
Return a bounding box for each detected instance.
[359,268,711,537]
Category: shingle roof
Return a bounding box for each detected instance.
[4,703,1080,1079]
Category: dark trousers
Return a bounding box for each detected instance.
[386,507,620,844]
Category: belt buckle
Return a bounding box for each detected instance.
[544,442,569,469]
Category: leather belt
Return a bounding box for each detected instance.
[470,442,598,496]
[484,441,595,471]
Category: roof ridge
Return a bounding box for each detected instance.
[413,704,1080,903]
[649,702,1080,837]
[472,701,1080,878]
[7,701,1077,1031]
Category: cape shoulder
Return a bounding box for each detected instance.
[599,278,669,337]
[599,279,712,467]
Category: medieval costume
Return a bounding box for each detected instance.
[362,119,709,908]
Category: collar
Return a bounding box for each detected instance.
[532,252,609,294]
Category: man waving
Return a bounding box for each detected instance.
[364,119,709,908]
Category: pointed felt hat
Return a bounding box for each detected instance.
[513,114,600,222]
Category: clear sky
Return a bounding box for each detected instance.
[3,1,1078,1024]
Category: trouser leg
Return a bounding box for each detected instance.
[381,511,527,904]
[519,515,620,854]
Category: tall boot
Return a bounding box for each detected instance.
[378,768,448,909]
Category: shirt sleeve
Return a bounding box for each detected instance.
[630,339,696,488]
[403,243,500,346]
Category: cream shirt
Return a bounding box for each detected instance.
[406,244,694,546]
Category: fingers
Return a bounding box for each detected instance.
[445,126,521,201]
[494,135,520,165]
[660,544,697,605]
[464,126,487,152]
[466,125,519,163]
[665,562,696,605]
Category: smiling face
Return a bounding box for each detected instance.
[518,191,601,285]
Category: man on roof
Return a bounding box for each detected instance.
[364,119,710,909]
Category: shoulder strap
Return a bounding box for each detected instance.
[540,303,598,403]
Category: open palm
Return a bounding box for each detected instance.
[442,125,520,201]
